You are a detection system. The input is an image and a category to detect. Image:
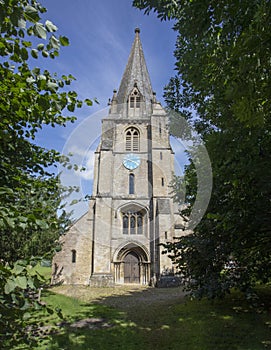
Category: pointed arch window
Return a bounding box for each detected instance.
[125,127,139,151]
[129,89,141,109]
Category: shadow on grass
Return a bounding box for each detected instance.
[39,289,145,350]
[41,287,271,350]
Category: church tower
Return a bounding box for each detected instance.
[52,29,179,286]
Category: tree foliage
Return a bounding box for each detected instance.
[0,0,91,346]
[134,0,271,298]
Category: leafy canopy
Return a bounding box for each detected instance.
[0,0,92,347]
[134,0,271,298]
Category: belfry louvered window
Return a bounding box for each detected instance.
[125,127,139,151]
[129,90,140,109]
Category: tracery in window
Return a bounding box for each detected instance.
[125,127,139,151]
[122,211,144,235]
[129,89,141,109]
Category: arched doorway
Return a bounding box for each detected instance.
[113,242,150,285]
[124,252,140,283]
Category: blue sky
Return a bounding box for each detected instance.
[36,0,177,147]
[34,0,189,219]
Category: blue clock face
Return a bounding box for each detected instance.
[123,153,141,170]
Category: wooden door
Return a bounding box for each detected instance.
[124,252,140,283]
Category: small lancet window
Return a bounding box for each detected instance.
[137,215,143,235]
[71,250,76,263]
[129,173,135,194]
[130,215,136,234]
[123,215,129,234]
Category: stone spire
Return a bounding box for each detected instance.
[116,28,154,116]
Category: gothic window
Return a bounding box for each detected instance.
[129,90,141,109]
[161,177,164,187]
[129,173,135,194]
[122,211,144,235]
[71,250,76,263]
[125,127,139,151]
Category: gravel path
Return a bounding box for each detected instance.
[51,285,187,310]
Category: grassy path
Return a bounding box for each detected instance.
[34,284,271,350]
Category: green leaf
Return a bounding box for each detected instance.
[47,81,58,92]
[18,17,26,29]
[33,23,47,39]
[59,36,69,46]
[31,49,38,59]
[37,43,44,51]
[24,5,40,23]
[15,276,27,289]
[36,219,49,229]
[4,279,16,294]
[27,278,35,289]
[67,104,75,112]
[45,20,58,32]
[12,264,25,275]
[4,217,15,228]
[50,35,60,50]
[26,76,35,84]
[84,98,93,106]
[22,41,32,48]
[23,312,31,320]
[42,50,49,57]
[21,47,28,60]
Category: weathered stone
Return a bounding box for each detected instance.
[51,29,187,287]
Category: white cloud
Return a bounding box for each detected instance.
[75,150,95,180]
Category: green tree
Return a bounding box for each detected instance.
[0,1,91,347]
[134,0,271,298]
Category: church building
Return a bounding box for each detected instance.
[52,28,184,286]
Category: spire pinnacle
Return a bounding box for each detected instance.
[116,28,153,115]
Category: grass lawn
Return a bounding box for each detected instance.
[20,274,270,350]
